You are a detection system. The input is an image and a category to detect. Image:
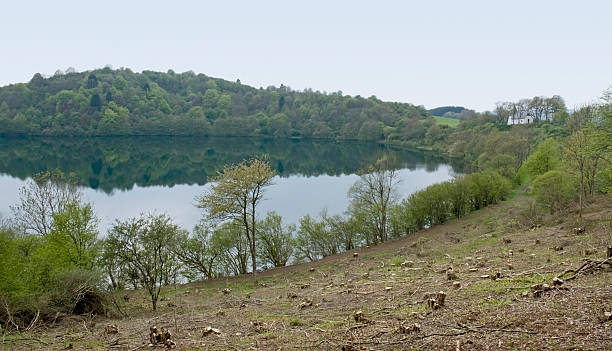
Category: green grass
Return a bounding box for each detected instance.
[289,317,305,326]
[432,116,460,127]
[389,256,406,266]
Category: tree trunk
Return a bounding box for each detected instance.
[251,202,257,274]
[579,163,584,219]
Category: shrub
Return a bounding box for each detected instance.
[104,213,182,310]
[256,212,295,268]
[531,170,575,213]
[49,268,107,316]
[294,214,342,262]
[391,171,511,237]
[523,138,561,178]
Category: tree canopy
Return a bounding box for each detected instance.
[0,68,429,139]
[197,157,276,274]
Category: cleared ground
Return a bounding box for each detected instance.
[2,192,611,350]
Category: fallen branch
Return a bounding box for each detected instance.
[560,257,611,281]
[510,263,559,278]
[1,298,20,331]
[5,337,49,345]
[457,322,538,335]
[354,290,375,295]
[24,310,40,331]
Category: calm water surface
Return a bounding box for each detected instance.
[0,137,458,232]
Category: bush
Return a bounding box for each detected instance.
[104,213,182,310]
[391,171,511,236]
[256,212,295,268]
[49,269,107,316]
[523,138,561,178]
[531,170,575,213]
[294,214,342,262]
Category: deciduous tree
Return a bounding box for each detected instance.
[11,170,81,236]
[197,157,276,274]
[256,212,294,268]
[104,213,181,310]
[348,158,400,244]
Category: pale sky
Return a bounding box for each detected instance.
[1,1,610,111]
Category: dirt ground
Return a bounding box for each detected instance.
[2,193,611,350]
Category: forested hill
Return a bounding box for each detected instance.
[0,68,430,139]
[427,106,466,116]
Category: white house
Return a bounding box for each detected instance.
[507,111,533,125]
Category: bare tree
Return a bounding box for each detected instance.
[11,170,81,236]
[495,102,513,124]
[348,157,401,244]
[529,96,547,122]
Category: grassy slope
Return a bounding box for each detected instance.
[433,116,460,127]
[3,194,611,350]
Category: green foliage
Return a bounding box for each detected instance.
[531,170,575,213]
[47,201,100,269]
[478,153,519,180]
[1,210,105,328]
[1,168,107,328]
[0,228,29,301]
[256,212,295,268]
[523,138,560,178]
[0,68,429,138]
[47,268,106,316]
[428,106,466,117]
[561,100,611,216]
[432,115,460,127]
[357,120,383,141]
[294,214,342,262]
[197,157,276,274]
[104,213,182,310]
[392,171,511,234]
[173,223,220,281]
[211,221,249,276]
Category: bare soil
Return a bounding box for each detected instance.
[2,193,611,350]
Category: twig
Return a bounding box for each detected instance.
[457,323,538,335]
[510,263,558,278]
[111,296,129,317]
[128,344,146,351]
[354,290,375,295]
[25,310,39,331]
[347,323,370,331]
[5,337,49,345]
[420,331,468,339]
[1,299,20,331]
[299,338,329,349]
[563,257,611,281]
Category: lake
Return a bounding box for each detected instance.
[0,137,458,232]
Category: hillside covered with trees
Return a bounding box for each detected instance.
[0,67,431,140]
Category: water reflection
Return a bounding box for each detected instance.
[0,137,450,192]
[0,137,457,231]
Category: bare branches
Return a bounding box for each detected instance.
[348,157,400,244]
[10,170,82,236]
[104,214,182,310]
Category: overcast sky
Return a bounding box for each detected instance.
[1,1,610,111]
